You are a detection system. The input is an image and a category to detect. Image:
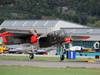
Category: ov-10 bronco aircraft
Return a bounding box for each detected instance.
[0,28,90,61]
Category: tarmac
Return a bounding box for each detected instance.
[0,60,100,68]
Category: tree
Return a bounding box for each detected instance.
[95,20,100,27]
[0,0,15,5]
[0,0,100,27]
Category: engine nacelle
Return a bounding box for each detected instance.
[30,35,37,44]
[38,36,71,48]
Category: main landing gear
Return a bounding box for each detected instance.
[29,53,34,59]
[59,44,66,61]
[29,50,34,60]
[60,54,65,61]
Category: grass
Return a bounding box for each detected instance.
[0,55,98,62]
[0,55,29,61]
[0,55,100,75]
[0,55,59,61]
[0,65,100,75]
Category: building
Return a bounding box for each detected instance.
[62,28,100,50]
[0,20,87,34]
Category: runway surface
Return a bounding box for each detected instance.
[0,60,100,68]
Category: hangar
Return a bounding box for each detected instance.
[0,20,87,34]
[0,20,100,54]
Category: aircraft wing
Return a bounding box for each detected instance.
[0,28,35,34]
[70,35,90,40]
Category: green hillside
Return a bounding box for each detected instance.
[0,0,100,27]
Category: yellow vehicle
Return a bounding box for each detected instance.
[0,42,7,53]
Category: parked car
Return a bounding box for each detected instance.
[69,46,85,51]
[8,48,23,54]
[34,49,48,55]
[7,44,33,54]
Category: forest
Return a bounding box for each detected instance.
[0,0,100,27]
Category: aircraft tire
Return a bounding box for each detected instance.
[60,55,65,61]
[29,53,34,59]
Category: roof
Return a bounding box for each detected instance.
[0,20,58,27]
[0,20,87,34]
[62,28,100,35]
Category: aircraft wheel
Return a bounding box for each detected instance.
[29,53,34,59]
[60,55,65,61]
